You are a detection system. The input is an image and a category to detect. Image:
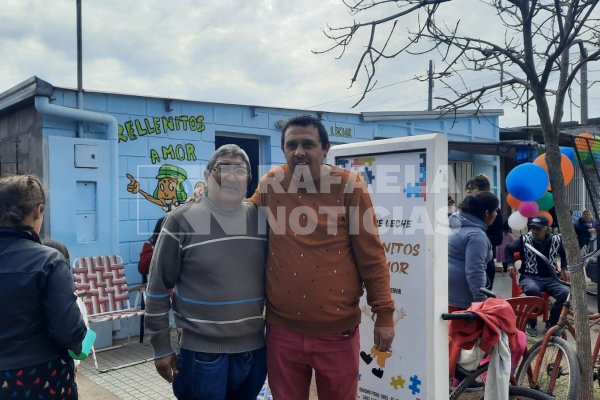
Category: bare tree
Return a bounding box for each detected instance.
[317,0,600,398]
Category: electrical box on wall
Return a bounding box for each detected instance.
[76,181,97,242]
[74,144,99,168]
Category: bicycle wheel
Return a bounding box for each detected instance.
[516,336,580,399]
[453,385,554,399]
[508,386,555,399]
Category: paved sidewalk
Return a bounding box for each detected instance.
[77,333,174,399]
[75,273,599,399]
[78,374,119,400]
[77,330,279,399]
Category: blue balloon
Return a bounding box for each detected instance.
[506,163,549,201]
[560,147,577,166]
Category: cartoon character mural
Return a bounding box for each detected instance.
[360,306,406,379]
[126,164,189,212]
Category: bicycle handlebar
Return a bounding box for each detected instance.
[568,247,600,274]
[442,287,496,320]
[441,312,480,321]
[523,242,600,277]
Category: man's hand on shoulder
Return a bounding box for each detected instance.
[374,326,394,352]
[186,191,203,203]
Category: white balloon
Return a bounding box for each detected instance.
[508,211,528,231]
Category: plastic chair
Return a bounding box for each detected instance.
[505,296,546,385]
[72,255,149,372]
[505,296,546,332]
[510,273,550,322]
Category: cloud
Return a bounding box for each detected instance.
[0,0,597,129]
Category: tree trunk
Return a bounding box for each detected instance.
[543,126,594,400]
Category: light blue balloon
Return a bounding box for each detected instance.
[560,147,577,166]
[506,163,549,201]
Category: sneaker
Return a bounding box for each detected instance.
[526,326,539,337]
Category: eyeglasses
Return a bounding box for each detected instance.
[211,164,249,177]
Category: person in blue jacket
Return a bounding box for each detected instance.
[448,192,499,310]
[0,174,86,399]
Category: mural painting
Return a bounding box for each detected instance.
[119,115,205,211]
[117,115,205,143]
[126,164,189,212]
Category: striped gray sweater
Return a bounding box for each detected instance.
[145,195,267,359]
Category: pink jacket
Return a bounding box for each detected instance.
[495,232,514,263]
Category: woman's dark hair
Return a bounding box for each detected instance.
[149,216,166,245]
[465,174,491,192]
[0,174,46,227]
[459,192,499,220]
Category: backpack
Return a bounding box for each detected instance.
[138,241,154,275]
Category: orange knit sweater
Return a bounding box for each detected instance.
[250,164,394,334]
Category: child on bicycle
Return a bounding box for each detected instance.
[504,215,569,337]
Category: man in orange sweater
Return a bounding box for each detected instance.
[250,114,395,400]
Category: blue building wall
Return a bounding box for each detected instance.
[41,88,500,285]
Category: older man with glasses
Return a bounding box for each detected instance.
[145,144,268,400]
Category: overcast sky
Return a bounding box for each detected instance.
[1,0,599,129]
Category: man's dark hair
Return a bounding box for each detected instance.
[280,114,329,150]
[465,174,491,192]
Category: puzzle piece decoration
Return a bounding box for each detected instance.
[408,375,422,395]
[361,167,375,185]
[404,183,424,198]
[336,159,349,168]
[404,153,427,201]
[338,158,378,187]
[390,375,405,390]
[351,157,375,167]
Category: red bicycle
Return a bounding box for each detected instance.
[515,247,600,398]
[443,288,554,399]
